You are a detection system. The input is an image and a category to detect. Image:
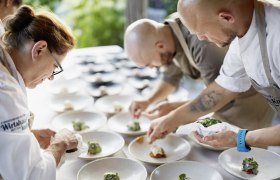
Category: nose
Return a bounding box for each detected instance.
[48,75,54,80]
[197,34,208,41]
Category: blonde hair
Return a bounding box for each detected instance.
[2,5,74,54]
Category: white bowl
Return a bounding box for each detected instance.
[150,161,223,180]
[77,157,147,180]
[108,112,151,136]
[128,134,191,165]
[218,147,280,180]
[79,131,124,160]
[49,94,93,112]
[51,111,106,133]
[94,94,139,114]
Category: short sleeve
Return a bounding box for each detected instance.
[215,39,251,92]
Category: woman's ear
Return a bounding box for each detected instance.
[218,11,235,24]
[31,40,48,62]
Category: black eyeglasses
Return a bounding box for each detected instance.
[49,50,63,76]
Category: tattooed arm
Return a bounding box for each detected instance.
[147,82,239,143]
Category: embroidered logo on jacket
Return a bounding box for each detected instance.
[0,114,28,132]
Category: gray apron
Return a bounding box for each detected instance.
[250,0,280,112]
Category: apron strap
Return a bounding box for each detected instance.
[254,0,276,86]
[165,19,199,71]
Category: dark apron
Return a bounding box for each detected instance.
[250,0,280,112]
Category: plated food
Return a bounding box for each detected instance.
[197,117,222,127]
[219,147,280,179]
[108,112,150,136]
[49,94,93,112]
[127,121,141,131]
[242,157,259,175]
[51,111,106,133]
[150,161,223,180]
[128,134,190,165]
[149,146,166,159]
[88,141,102,155]
[104,172,120,180]
[79,131,124,160]
[77,157,147,180]
[72,119,89,131]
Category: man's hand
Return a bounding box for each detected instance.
[129,100,150,119]
[147,115,177,144]
[32,128,56,149]
[142,101,183,120]
[193,130,236,148]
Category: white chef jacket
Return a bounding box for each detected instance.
[215,3,280,92]
[0,44,56,180]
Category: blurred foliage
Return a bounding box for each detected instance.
[162,0,178,15]
[149,0,178,15]
[24,0,59,10]
[63,0,125,48]
[24,0,125,48]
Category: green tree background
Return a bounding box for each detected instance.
[24,0,177,48]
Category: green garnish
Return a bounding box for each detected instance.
[197,117,222,127]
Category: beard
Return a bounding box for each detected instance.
[218,28,237,47]
[160,51,174,65]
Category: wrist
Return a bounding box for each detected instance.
[236,129,251,152]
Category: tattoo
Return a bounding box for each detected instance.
[190,91,223,112]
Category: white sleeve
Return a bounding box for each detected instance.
[0,132,56,180]
[215,39,251,92]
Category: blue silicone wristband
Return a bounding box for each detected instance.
[236,129,251,152]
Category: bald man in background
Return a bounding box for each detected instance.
[146,0,280,148]
[0,0,22,20]
[124,17,274,135]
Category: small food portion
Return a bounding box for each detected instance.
[99,86,107,96]
[149,145,166,158]
[88,141,102,155]
[178,173,191,180]
[72,119,89,131]
[64,100,74,111]
[136,136,144,144]
[242,157,259,175]
[127,121,141,131]
[113,102,123,113]
[142,79,150,87]
[197,117,222,127]
[104,172,120,180]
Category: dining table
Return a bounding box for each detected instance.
[27,45,280,180]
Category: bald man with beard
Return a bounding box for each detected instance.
[146,0,280,150]
[124,17,274,141]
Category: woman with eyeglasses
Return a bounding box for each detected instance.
[0,5,78,180]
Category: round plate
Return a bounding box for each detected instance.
[77,157,147,180]
[108,112,151,136]
[47,78,85,94]
[128,134,191,165]
[51,111,106,133]
[94,94,139,114]
[150,161,223,180]
[218,147,280,180]
[49,94,93,112]
[79,131,124,160]
[86,82,123,97]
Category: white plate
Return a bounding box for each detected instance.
[218,147,280,180]
[108,112,151,136]
[94,94,139,114]
[51,111,106,133]
[77,157,147,180]
[128,134,191,165]
[83,72,125,84]
[49,94,93,112]
[47,78,85,94]
[79,131,124,160]
[150,161,223,180]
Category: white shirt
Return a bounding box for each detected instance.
[0,47,56,180]
[215,3,280,92]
